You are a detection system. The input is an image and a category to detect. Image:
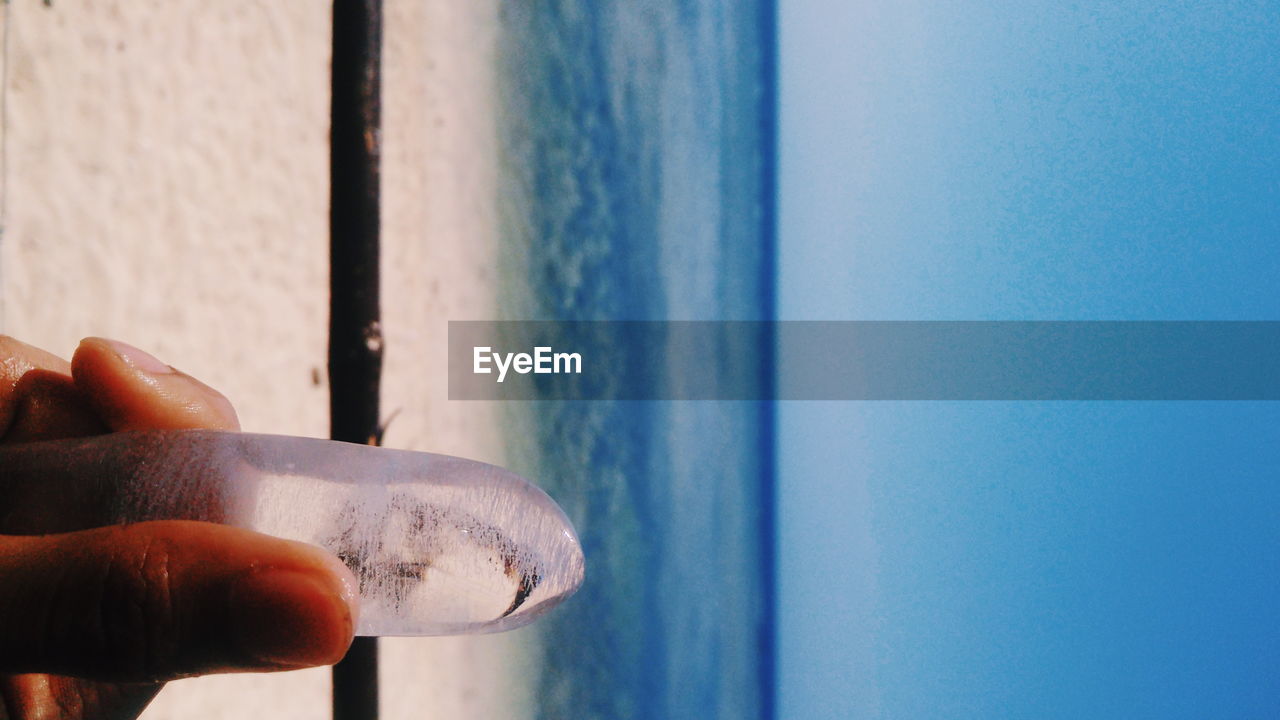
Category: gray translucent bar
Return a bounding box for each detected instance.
[448,321,1280,400]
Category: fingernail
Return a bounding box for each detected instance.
[228,568,355,668]
[101,339,175,375]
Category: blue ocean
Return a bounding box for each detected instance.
[493,1,774,718]
[483,2,1280,718]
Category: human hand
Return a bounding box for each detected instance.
[0,337,357,720]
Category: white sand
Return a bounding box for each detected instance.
[1,1,531,717]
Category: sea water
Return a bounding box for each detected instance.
[495,1,774,718]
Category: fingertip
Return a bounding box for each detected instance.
[190,528,359,672]
[72,337,168,385]
[296,541,362,633]
[197,529,359,672]
[72,338,240,432]
[228,566,356,669]
[78,337,174,375]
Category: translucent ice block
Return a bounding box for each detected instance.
[0,430,585,636]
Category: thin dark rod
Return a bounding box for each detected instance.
[328,1,383,719]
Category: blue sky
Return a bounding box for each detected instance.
[777,2,1280,717]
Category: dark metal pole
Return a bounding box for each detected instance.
[329,1,382,719]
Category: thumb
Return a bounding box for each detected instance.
[0,521,357,681]
[71,338,240,432]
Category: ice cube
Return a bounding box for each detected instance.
[0,430,585,636]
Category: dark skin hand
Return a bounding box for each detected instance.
[0,337,359,720]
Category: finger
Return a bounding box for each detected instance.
[0,674,160,720]
[0,521,358,681]
[2,370,108,443]
[71,338,239,432]
[0,336,103,441]
[0,335,71,381]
